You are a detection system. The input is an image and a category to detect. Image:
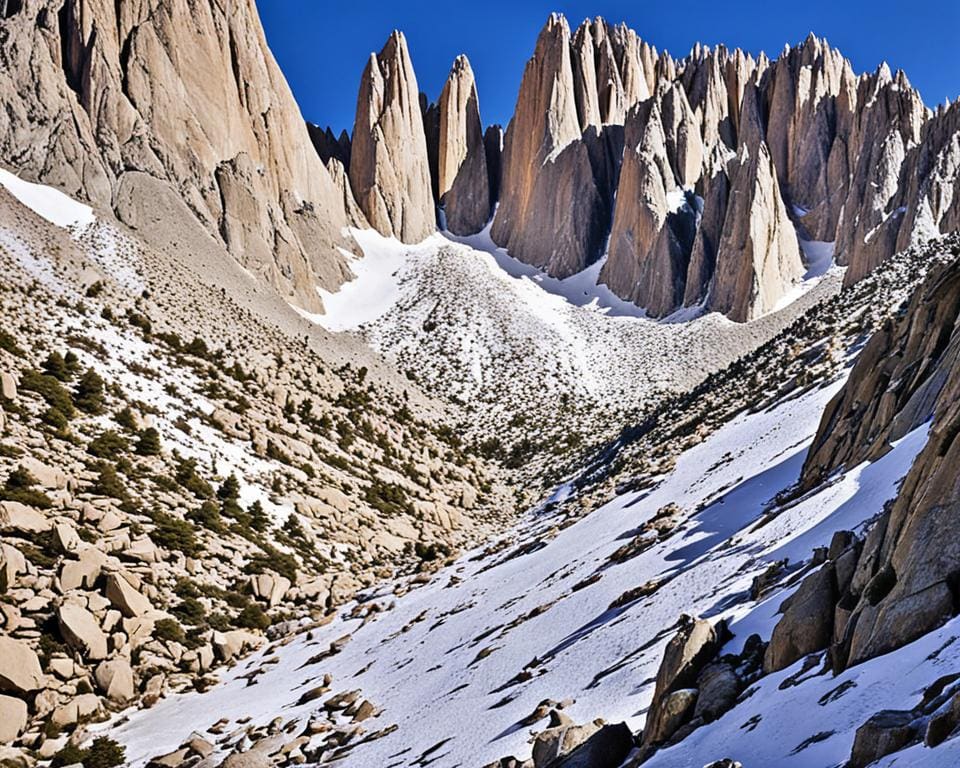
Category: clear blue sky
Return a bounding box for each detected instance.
[258,1,960,135]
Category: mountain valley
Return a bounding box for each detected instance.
[0,2,959,768]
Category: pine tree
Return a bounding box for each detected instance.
[217,474,240,501]
[74,368,105,414]
[249,500,270,532]
[41,351,69,381]
[135,427,162,456]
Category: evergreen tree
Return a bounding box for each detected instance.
[135,427,162,456]
[41,351,69,381]
[217,473,240,501]
[249,500,270,532]
[74,368,105,414]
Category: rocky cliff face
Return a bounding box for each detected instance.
[483,16,958,322]
[863,99,960,283]
[799,246,960,669]
[349,31,435,243]
[833,66,927,283]
[2,6,957,325]
[602,71,803,320]
[0,0,354,311]
[434,55,491,235]
[490,15,626,277]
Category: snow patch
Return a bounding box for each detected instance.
[0,167,95,232]
[108,380,931,768]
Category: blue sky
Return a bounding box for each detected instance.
[258,1,960,135]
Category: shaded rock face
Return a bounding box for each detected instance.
[760,35,857,241]
[349,30,434,243]
[834,66,927,284]
[603,75,803,321]
[763,563,836,673]
[308,124,351,169]
[643,616,719,747]
[847,96,960,285]
[487,16,959,321]
[483,125,504,206]
[0,0,353,311]
[601,93,700,316]
[435,55,491,235]
[797,248,960,670]
[802,247,960,489]
[490,15,627,278]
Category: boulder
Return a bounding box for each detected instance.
[0,543,25,591]
[57,602,108,660]
[550,722,634,768]
[0,501,50,533]
[764,564,836,673]
[59,547,106,591]
[95,658,135,702]
[19,457,67,490]
[0,636,43,694]
[212,629,262,662]
[654,689,698,742]
[249,573,291,608]
[532,720,601,766]
[643,616,719,745]
[149,747,190,767]
[848,710,916,768]
[0,372,16,401]
[53,522,81,554]
[694,662,740,722]
[105,571,153,618]
[50,693,101,728]
[221,752,272,768]
[0,694,27,744]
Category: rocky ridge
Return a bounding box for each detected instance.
[316,16,957,323]
[349,31,435,243]
[0,0,356,312]
[800,248,960,669]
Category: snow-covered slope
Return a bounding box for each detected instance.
[107,372,939,766]
[302,225,843,484]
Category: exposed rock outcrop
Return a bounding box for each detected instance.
[349,31,434,243]
[834,66,927,283]
[797,249,960,670]
[601,93,699,316]
[643,616,719,746]
[484,14,957,322]
[706,132,804,321]
[491,15,622,277]
[802,247,960,488]
[0,0,354,311]
[603,76,803,321]
[435,55,491,235]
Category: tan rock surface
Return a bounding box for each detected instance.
[0,636,44,694]
[349,31,435,243]
[491,14,618,278]
[0,695,27,744]
[436,56,490,235]
[0,0,353,311]
[57,602,109,660]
